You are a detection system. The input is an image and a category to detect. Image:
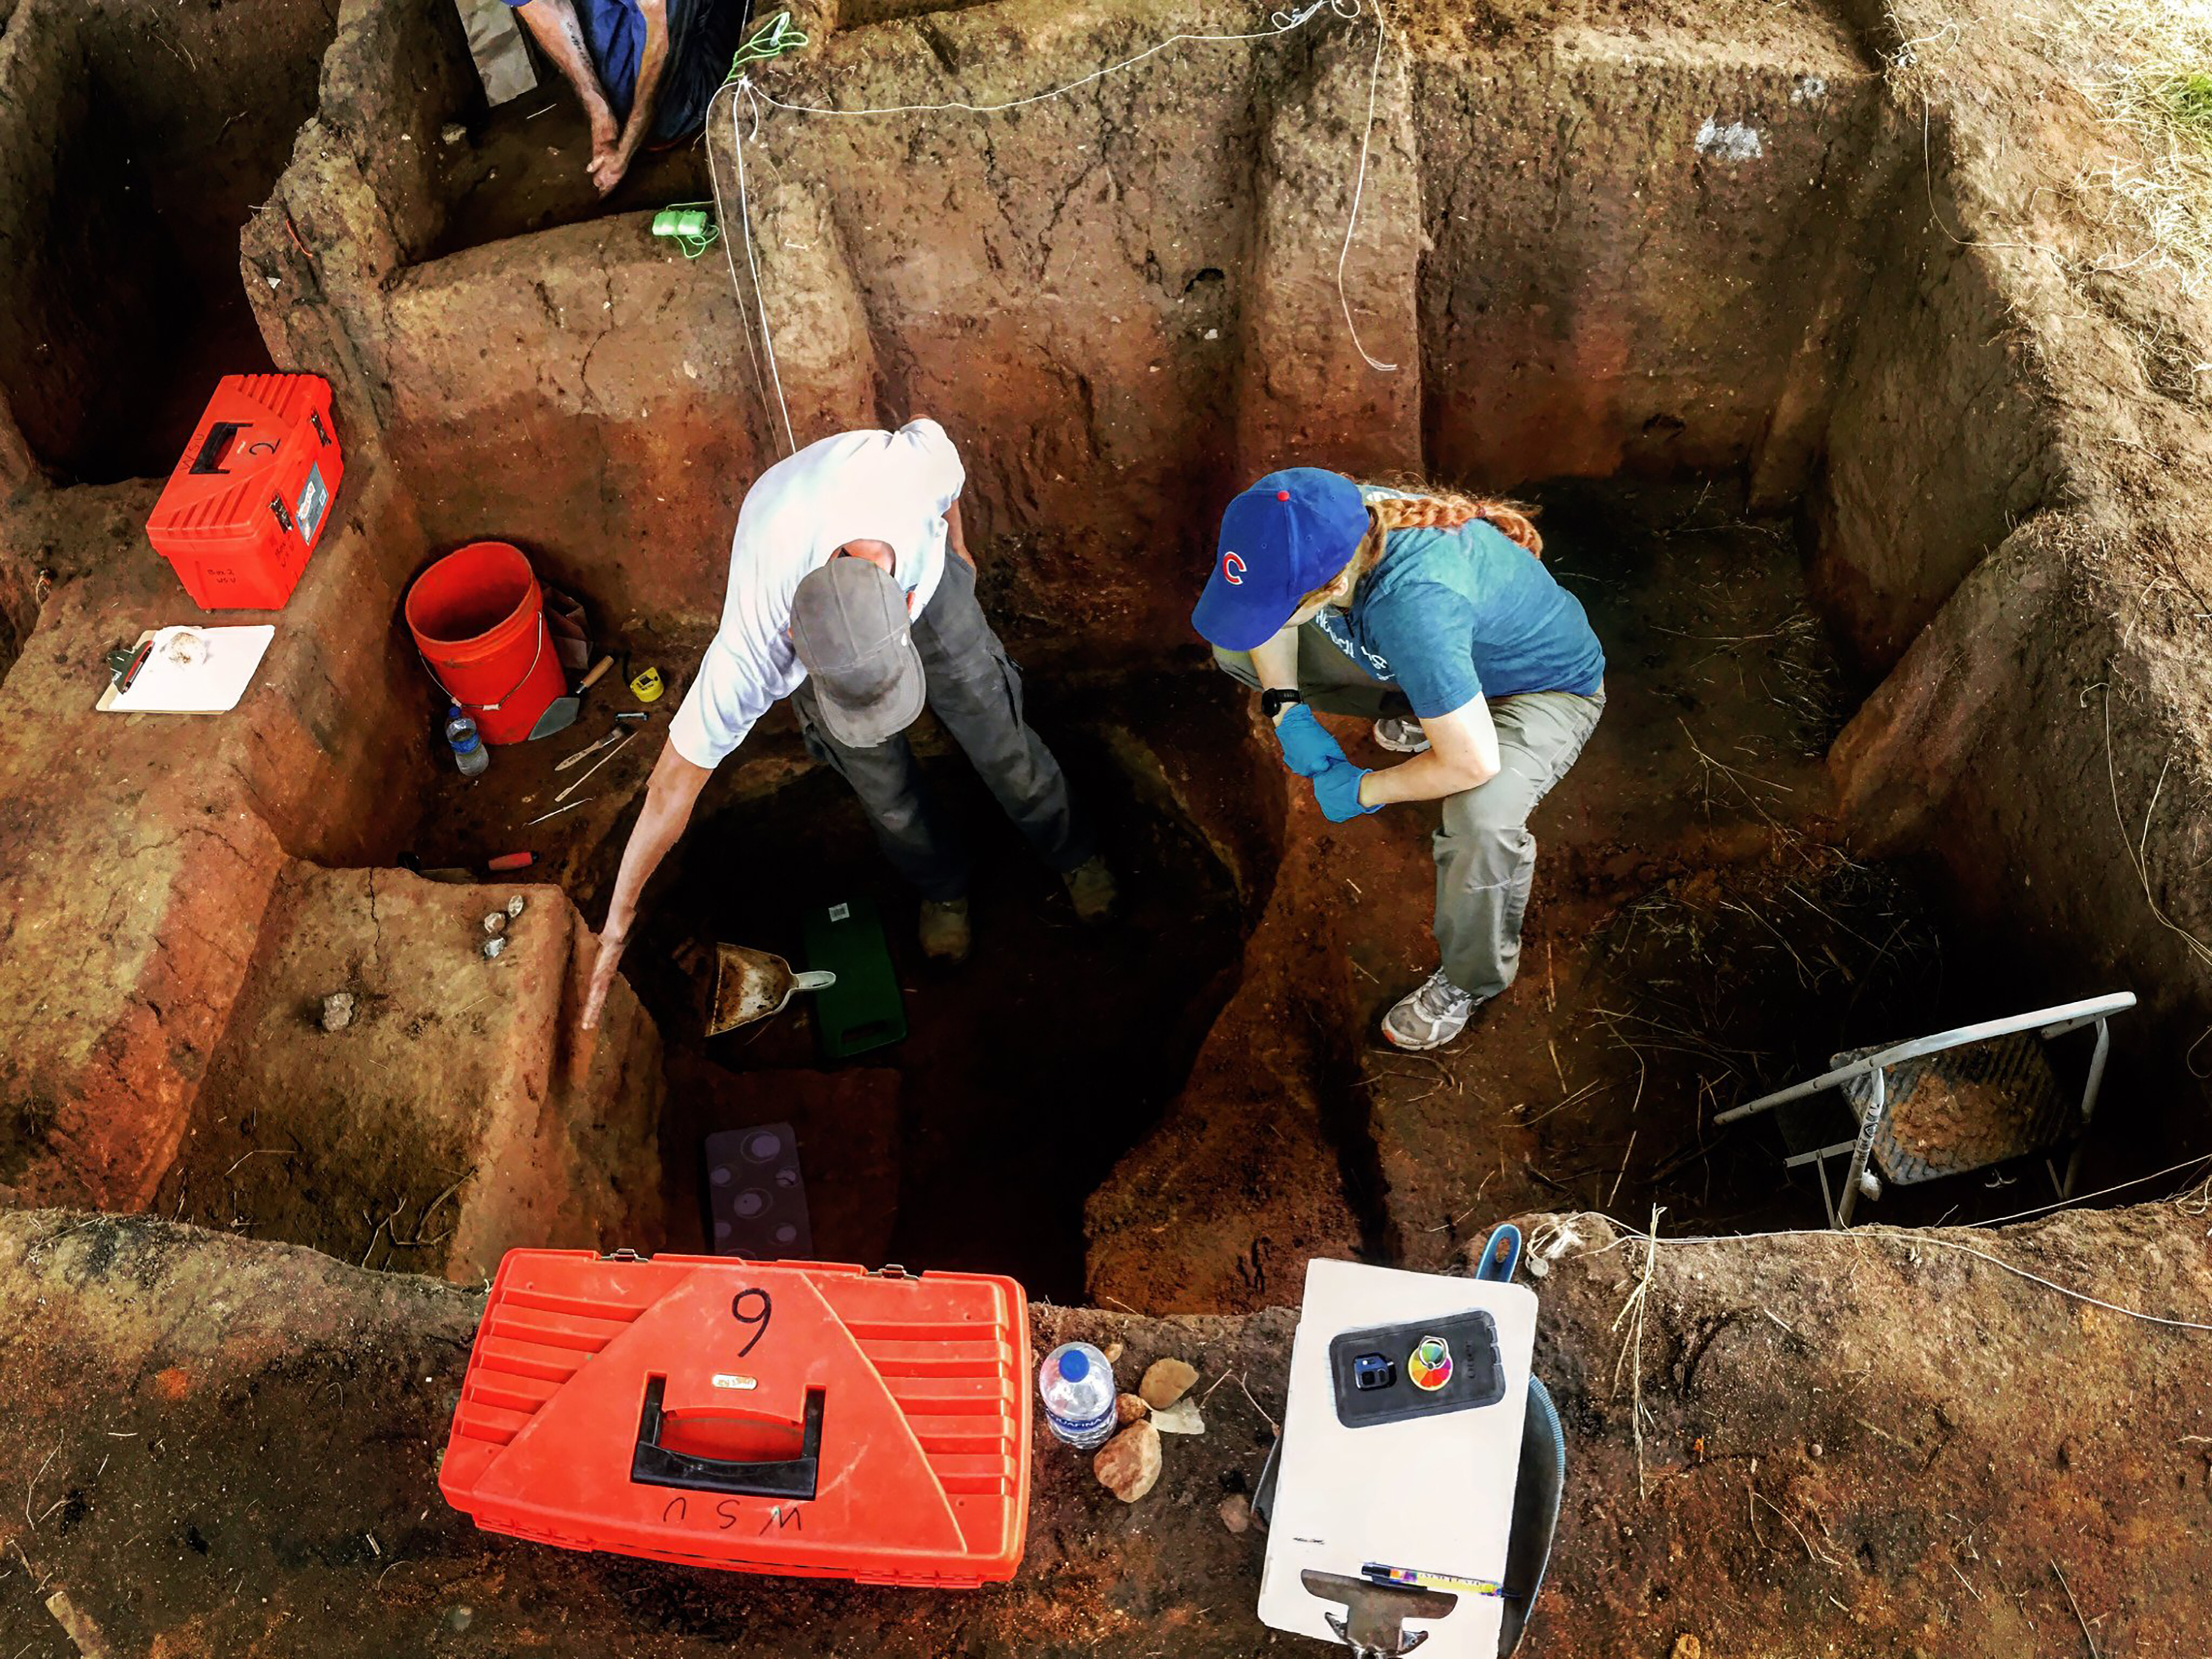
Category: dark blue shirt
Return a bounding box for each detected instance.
[1311,490,1605,717]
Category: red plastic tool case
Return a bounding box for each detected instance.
[440,1251,1033,1586]
[146,373,344,611]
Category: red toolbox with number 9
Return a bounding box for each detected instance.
[438,1250,1032,1586]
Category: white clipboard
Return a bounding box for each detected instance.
[97,625,276,715]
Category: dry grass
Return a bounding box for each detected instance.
[2043,0,2212,296]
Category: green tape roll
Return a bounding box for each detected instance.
[653,207,713,240]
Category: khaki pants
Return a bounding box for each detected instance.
[1214,627,1604,1000]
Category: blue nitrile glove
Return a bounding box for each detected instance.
[1274,703,1347,779]
[1311,757,1380,822]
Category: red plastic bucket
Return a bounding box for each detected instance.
[405,541,566,745]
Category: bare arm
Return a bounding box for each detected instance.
[594,0,672,195]
[509,0,620,160]
[1357,695,1500,807]
[1251,626,1301,717]
[580,739,713,1029]
[945,498,974,568]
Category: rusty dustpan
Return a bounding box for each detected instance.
[709,943,837,1037]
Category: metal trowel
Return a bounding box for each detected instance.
[527,654,616,740]
[709,943,837,1037]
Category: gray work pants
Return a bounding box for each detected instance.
[1214,627,1604,1001]
[791,554,1094,902]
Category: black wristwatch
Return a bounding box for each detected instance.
[1261,689,1304,721]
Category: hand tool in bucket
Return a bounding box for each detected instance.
[709,945,837,1037]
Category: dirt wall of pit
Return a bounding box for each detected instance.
[246,0,1886,654]
[0,0,99,490]
[1414,11,1893,495]
[1812,148,2064,666]
[1811,0,2212,1150]
[0,0,338,487]
[0,454,451,1212]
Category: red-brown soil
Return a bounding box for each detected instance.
[4,1200,2210,1655]
[1,0,2212,1651]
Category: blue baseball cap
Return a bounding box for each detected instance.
[1192,468,1369,651]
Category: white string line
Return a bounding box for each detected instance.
[1573,1221,2212,1335]
[743,0,1357,119]
[1961,1150,2212,1230]
[703,80,779,442]
[709,78,799,453]
[1899,1234,2212,1334]
[731,87,797,454]
[1336,0,1397,372]
[705,0,1396,453]
[1589,1150,2212,1237]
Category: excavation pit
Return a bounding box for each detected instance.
[428,94,712,261]
[0,0,338,485]
[402,667,1273,1296]
[6,0,2200,1308]
[8,0,2212,1646]
[354,479,2121,1307]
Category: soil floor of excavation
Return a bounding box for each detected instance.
[396,481,2119,1295]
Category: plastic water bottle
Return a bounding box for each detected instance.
[1038,1341,1117,1450]
[445,703,488,777]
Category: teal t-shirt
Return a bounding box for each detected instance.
[1310,493,1604,717]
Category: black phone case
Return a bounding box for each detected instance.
[1327,1309,1508,1427]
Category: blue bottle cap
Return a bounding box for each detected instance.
[1059,1348,1090,1383]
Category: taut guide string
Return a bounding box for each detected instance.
[704,0,1396,457]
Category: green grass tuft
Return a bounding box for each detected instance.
[2154,68,2212,146]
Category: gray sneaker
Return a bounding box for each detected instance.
[919,897,971,964]
[1373,715,1430,754]
[1063,855,1117,925]
[1382,967,1476,1049]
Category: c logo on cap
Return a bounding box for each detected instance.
[1222,552,1247,586]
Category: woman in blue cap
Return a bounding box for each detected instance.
[1192,470,1605,1049]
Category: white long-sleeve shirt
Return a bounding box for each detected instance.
[668,420,966,768]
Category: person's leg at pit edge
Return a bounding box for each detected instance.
[790,680,980,964]
[911,552,1116,932]
[1386,687,1604,1048]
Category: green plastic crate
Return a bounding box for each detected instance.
[801,895,906,1060]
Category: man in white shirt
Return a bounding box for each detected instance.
[580,419,1114,1029]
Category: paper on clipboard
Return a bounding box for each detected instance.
[99,625,276,715]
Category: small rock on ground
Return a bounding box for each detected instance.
[1671,1638,1702,1659]
[319,992,355,1032]
[1139,1357,1198,1409]
[1093,1421,1162,1503]
[1219,1493,1252,1534]
[1151,1398,1205,1435]
[1115,1392,1150,1426]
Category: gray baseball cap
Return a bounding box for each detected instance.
[790,557,925,748]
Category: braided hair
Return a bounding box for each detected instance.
[1370,487,1542,555]
[1295,480,1542,611]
